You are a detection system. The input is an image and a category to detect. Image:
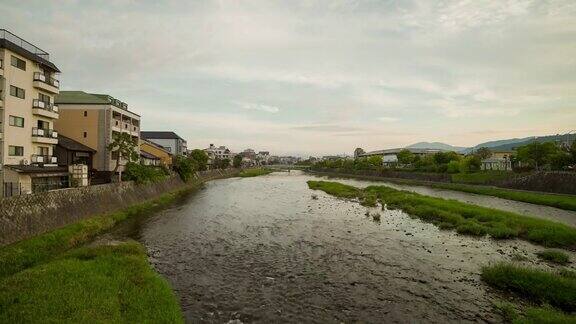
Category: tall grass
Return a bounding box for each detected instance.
[481,263,576,312]
[307,181,576,249]
[0,242,183,323]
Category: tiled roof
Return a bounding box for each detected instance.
[57,135,96,152]
[141,131,185,141]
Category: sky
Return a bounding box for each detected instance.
[3,0,576,156]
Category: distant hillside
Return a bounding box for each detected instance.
[464,134,570,153]
[406,142,466,152]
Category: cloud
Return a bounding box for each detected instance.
[238,102,280,113]
[3,0,575,154]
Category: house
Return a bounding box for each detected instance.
[481,151,513,171]
[140,139,173,167]
[141,131,187,156]
[54,135,96,170]
[0,29,67,196]
[54,91,141,173]
[205,144,234,167]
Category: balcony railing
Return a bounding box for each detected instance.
[32,127,58,138]
[33,72,60,88]
[31,154,58,164]
[1,29,50,60]
[32,99,59,113]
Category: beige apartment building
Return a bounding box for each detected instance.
[0,29,68,197]
[54,91,140,173]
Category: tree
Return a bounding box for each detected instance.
[173,155,195,181]
[233,154,243,168]
[516,142,558,170]
[474,147,492,160]
[189,149,209,171]
[396,149,415,165]
[367,155,383,167]
[459,156,481,173]
[214,157,230,169]
[107,132,139,177]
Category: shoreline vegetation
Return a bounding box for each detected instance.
[482,263,576,322]
[0,173,236,322]
[310,170,576,212]
[238,168,274,177]
[307,180,576,249]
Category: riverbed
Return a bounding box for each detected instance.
[104,171,576,323]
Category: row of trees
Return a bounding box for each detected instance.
[516,141,576,171]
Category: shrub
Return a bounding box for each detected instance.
[173,156,196,182]
[123,162,168,184]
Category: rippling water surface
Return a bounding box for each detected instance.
[105,171,575,323]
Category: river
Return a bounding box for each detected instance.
[102,171,576,323]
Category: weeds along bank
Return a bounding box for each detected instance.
[0,168,239,247]
[308,169,576,212]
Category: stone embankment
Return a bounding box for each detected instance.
[0,169,239,246]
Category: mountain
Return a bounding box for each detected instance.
[406,142,466,152]
[462,134,571,153]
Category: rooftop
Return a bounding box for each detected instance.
[0,29,60,72]
[56,91,137,115]
[141,131,185,141]
[57,135,96,153]
[361,147,447,157]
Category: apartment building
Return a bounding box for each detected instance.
[0,29,67,196]
[54,91,140,173]
[141,131,187,156]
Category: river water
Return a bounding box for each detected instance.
[104,171,576,323]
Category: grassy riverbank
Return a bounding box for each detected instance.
[312,170,576,212]
[238,168,274,177]
[0,242,183,323]
[307,181,576,249]
[428,182,576,212]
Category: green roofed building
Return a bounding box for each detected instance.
[54,91,141,173]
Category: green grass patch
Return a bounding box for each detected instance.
[307,181,576,249]
[238,168,274,177]
[0,185,196,281]
[429,182,576,212]
[451,171,515,184]
[481,263,576,312]
[0,242,183,323]
[536,250,570,265]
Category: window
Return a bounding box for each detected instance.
[10,55,26,70]
[10,85,25,99]
[9,115,24,127]
[38,147,49,155]
[83,132,87,138]
[39,93,51,104]
[8,146,24,156]
[84,111,88,117]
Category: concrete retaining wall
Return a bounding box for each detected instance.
[0,169,239,247]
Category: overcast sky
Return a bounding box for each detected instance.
[4,0,576,155]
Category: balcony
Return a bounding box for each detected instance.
[32,127,58,144]
[33,72,60,94]
[31,154,58,165]
[32,99,59,119]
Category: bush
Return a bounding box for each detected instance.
[123,162,169,184]
[173,156,196,182]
